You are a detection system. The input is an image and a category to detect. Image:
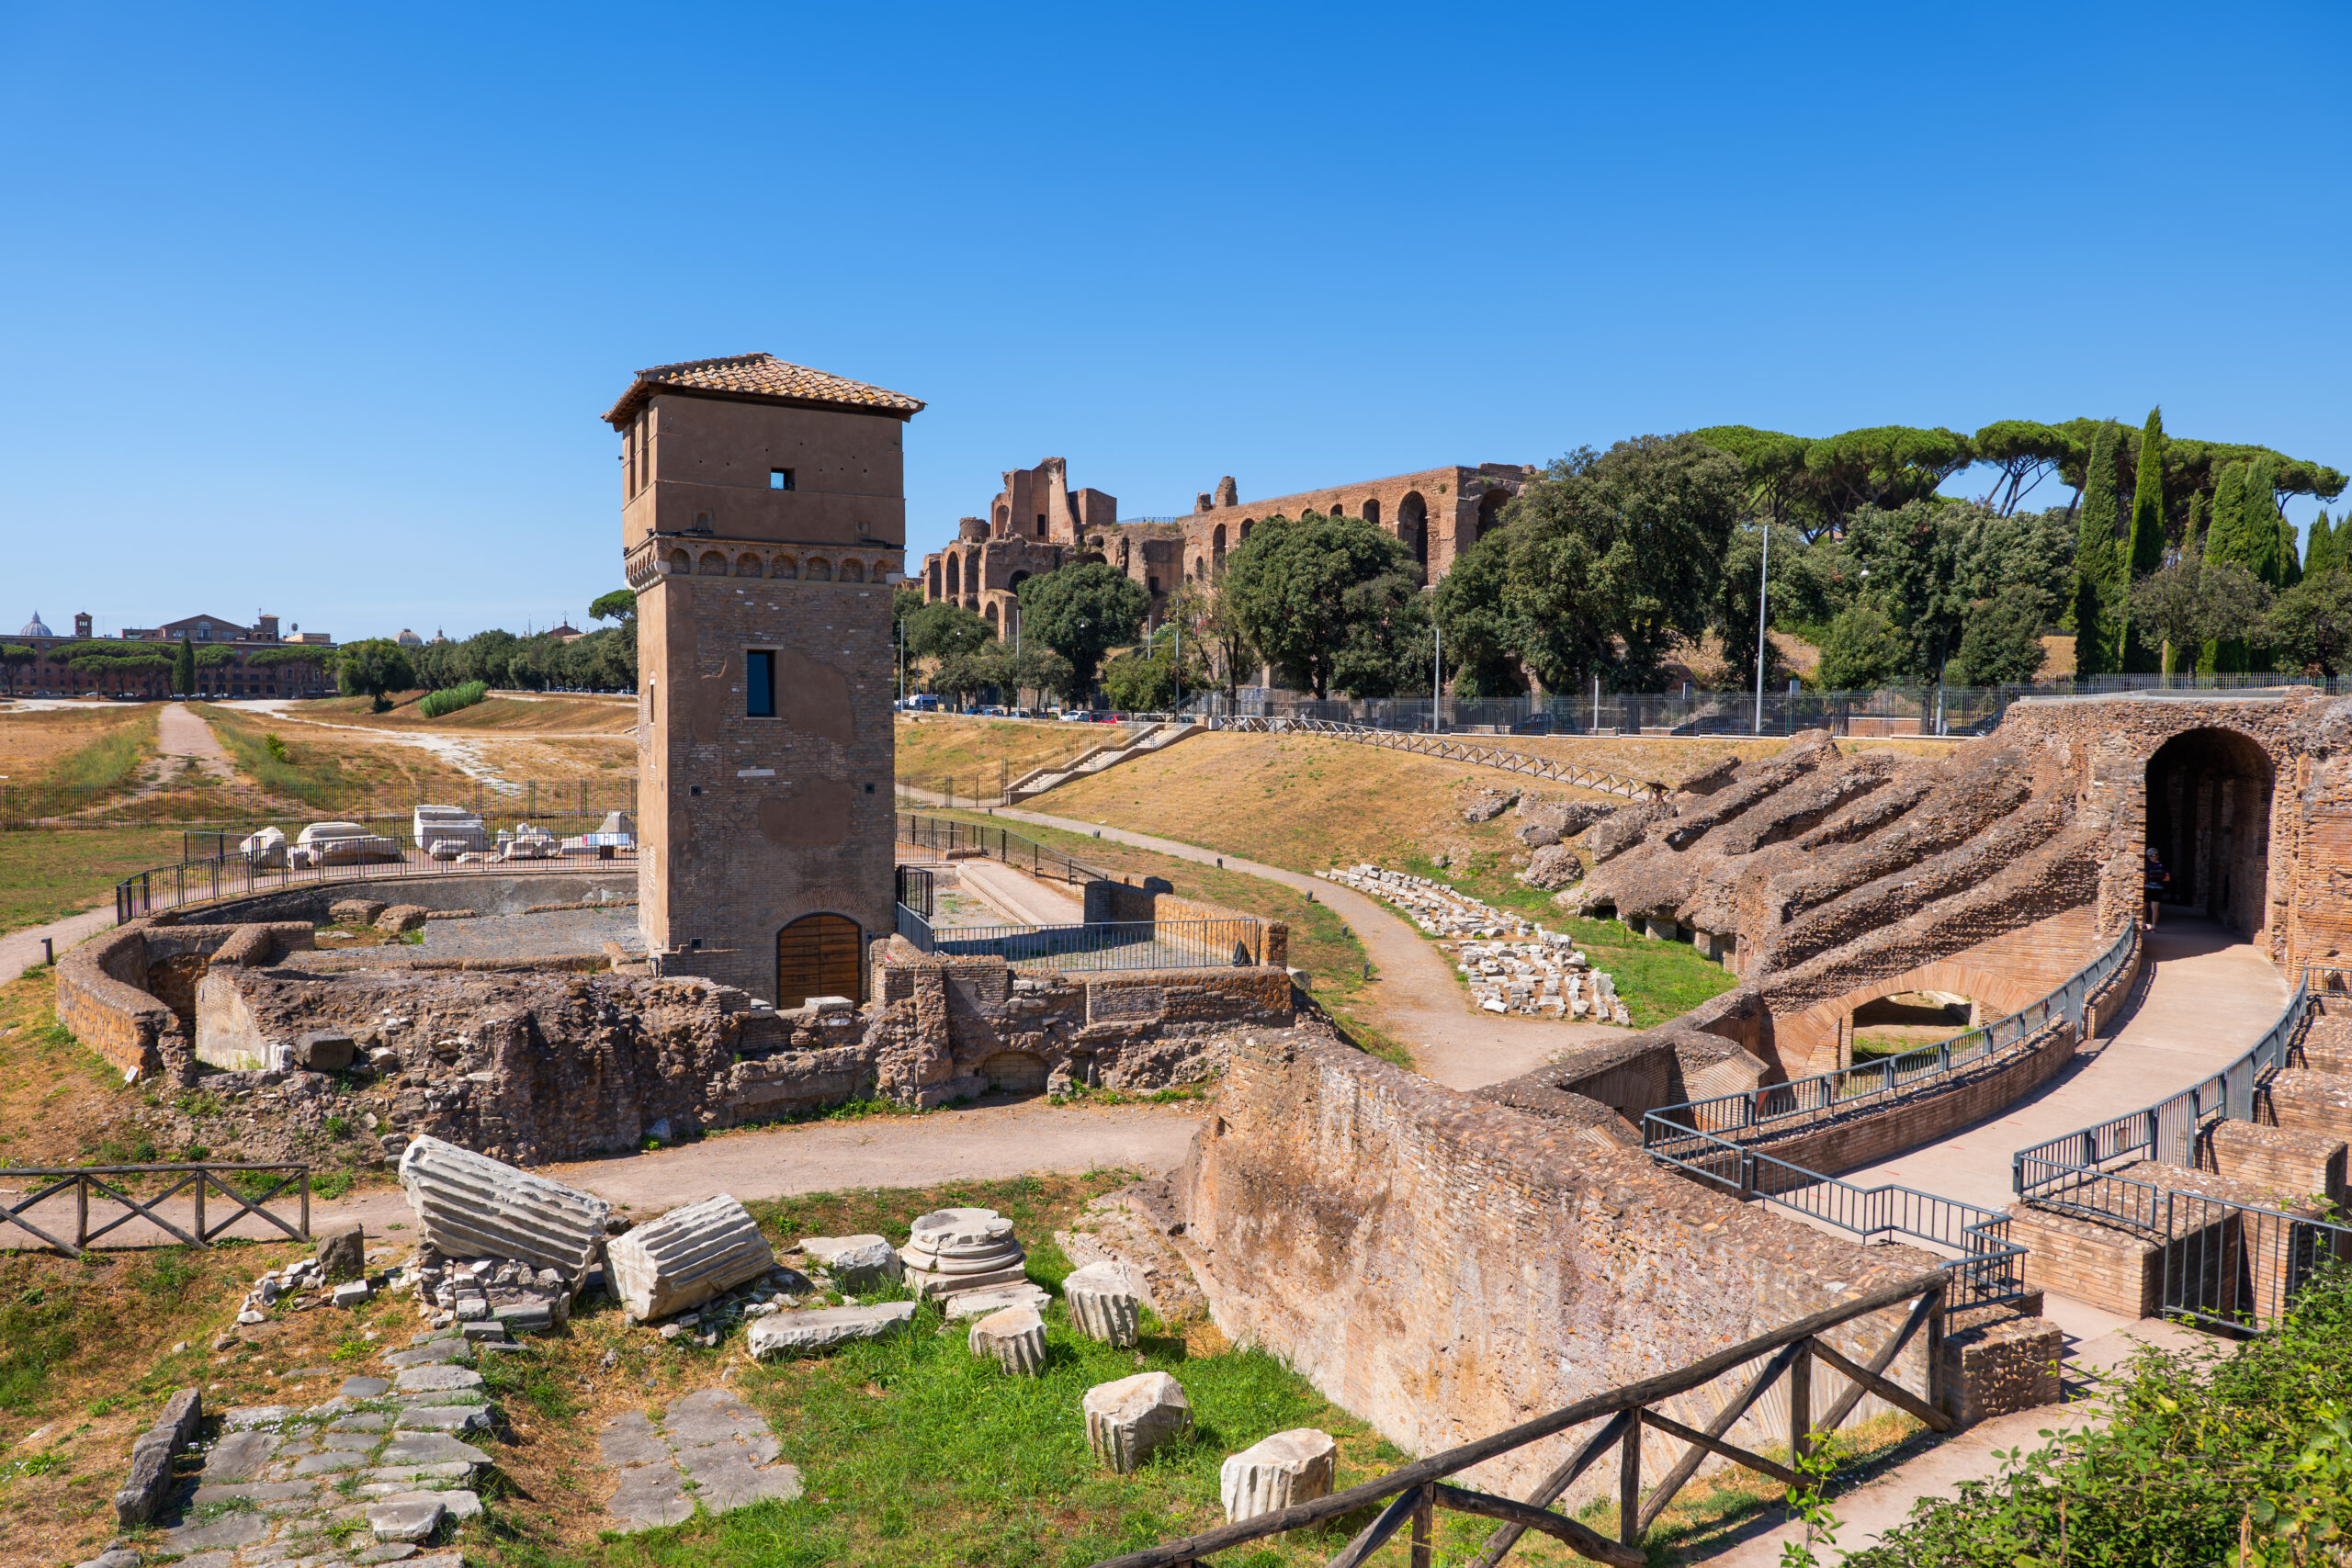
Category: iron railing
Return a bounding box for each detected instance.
[116,809,636,924]
[2159,1189,2352,1331]
[1647,1123,2026,1311]
[1088,1269,1956,1568]
[894,908,1266,972]
[2014,966,2335,1213]
[895,811,1109,884]
[1646,923,2136,1150]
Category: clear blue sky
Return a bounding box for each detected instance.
[4,2,2346,642]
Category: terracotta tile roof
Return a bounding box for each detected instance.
[603,353,924,424]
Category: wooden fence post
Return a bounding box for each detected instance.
[1925,1281,1948,1416]
[1411,1483,1435,1568]
[1789,1341,1813,1470]
[1620,1416,1643,1548]
[191,1173,205,1244]
[74,1178,87,1249]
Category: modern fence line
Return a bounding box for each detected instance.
[1212,716,1663,800]
[0,1163,311,1256]
[2010,964,2352,1331]
[117,809,635,924]
[1645,1127,2025,1311]
[894,810,1109,885]
[1181,671,2344,740]
[1086,1269,1956,1568]
[1645,923,2137,1149]
[893,908,1268,973]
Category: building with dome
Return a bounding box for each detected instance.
[5,608,338,700]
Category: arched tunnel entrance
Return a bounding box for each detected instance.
[2145,727,2273,941]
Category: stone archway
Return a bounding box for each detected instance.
[2146,727,2274,940]
[978,1050,1049,1094]
[1396,492,1429,571]
[1477,488,1510,538]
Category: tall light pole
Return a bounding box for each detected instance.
[1753,521,1770,736]
[1431,621,1442,732]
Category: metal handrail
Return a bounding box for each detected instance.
[894,810,1109,885]
[2013,964,2347,1217]
[1645,922,2137,1151]
[1645,1120,2026,1310]
[893,908,1265,972]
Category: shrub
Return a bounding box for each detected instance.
[417,681,488,719]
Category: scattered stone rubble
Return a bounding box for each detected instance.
[594,1387,801,1533]
[1083,1371,1193,1472]
[1317,865,1632,1023]
[606,1193,775,1322]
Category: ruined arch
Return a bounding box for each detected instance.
[1363,498,1381,528]
[776,912,862,1009]
[774,554,799,580]
[840,558,865,582]
[994,503,1010,533]
[2146,727,2274,941]
[735,552,762,577]
[985,601,1001,633]
[978,1050,1049,1095]
[807,557,834,581]
[1396,492,1429,570]
[944,554,961,595]
[1239,519,1255,542]
[1477,488,1510,538]
[696,550,728,576]
[926,558,943,596]
[668,547,692,574]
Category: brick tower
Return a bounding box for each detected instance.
[605,354,923,1005]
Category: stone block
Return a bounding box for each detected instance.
[608,1194,776,1321]
[330,897,390,928]
[800,1234,901,1291]
[967,1304,1046,1377]
[942,1283,1052,1320]
[377,905,430,935]
[289,1029,356,1072]
[333,1280,372,1308]
[394,1365,484,1393]
[1220,1427,1337,1523]
[745,1302,917,1359]
[368,1496,447,1542]
[240,826,288,868]
[1941,1313,2064,1426]
[899,1207,1027,1300]
[1083,1371,1192,1472]
[397,1134,611,1286]
[1064,1261,1146,1348]
[315,1220,365,1281]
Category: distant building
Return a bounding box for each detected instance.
[548,623,584,643]
[395,628,424,649]
[6,608,333,699]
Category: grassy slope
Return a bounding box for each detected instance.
[291,693,638,733]
[895,716,1096,791]
[0,828,186,934]
[0,706,159,820]
[1035,732,1740,1029]
[198,702,481,810]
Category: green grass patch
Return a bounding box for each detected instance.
[0,824,186,934]
[0,1285,76,1414]
[418,681,490,719]
[1396,850,1737,1029]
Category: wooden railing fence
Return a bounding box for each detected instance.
[0,1164,311,1256]
[1089,1269,1951,1568]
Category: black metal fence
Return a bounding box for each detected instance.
[117,808,635,923]
[1182,671,2346,739]
[893,908,1267,973]
[895,811,1108,885]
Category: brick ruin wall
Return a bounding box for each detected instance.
[57,920,317,1081]
[1181,1032,1951,1502]
[1081,878,1289,969]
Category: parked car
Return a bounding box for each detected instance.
[1058,709,1093,721]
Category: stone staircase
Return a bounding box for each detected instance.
[1003,721,1204,803]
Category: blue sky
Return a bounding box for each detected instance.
[4,1,2347,642]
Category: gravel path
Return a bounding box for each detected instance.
[415,907,643,961]
[999,807,1626,1090]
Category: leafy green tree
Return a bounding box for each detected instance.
[1329,570,1432,699]
[174,635,196,695]
[1970,421,2081,515]
[589,588,638,623]
[1015,561,1148,693]
[1947,585,2049,686]
[999,644,1075,705]
[2130,533,2269,678]
[2120,408,2168,671]
[2307,510,2343,579]
[1101,648,1176,711]
[1222,513,1421,699]
[1487,435,1744,691]
[1430,530,1531,696]
[1802,425,1976,516]
[927,646,1001,709]
[336,639,417,713]
[2267,570,2352,677]
[2069,420,2125,677]
[1815,605,1905,690]
[1710,522,1796,692]
[1839,500,2064,684]
[904,601,992,662]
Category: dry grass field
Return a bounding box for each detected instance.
[291,691,638,733]
[895,715,1099,787]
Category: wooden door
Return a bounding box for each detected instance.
[777,913,862,1008]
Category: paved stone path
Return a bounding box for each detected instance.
[127,1335,492,1568]
[595,1388,802,1531]
[955,856,1085,926]
[999,807,1628,1089]
[0,906,112,984]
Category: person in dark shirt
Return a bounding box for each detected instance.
[2144,846,2169,928]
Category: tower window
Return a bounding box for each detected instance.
[1035,513,1047,536]
[771,468,795,491]
[747,651,776,717]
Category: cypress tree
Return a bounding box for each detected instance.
[2308,509,2341,578]
[174,635,196,695]
[2246,456,2285,587]
[2070,419,2125,678]
[2204,463,2259,672]
[2121,407,2167,671]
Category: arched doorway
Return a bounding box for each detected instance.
[1396,492,1429,571]
[1362,498,1380,528]
[777,913,862,1008]
[944,554,961,595]
[2146,728,2274,940]
[1477,488,1510,538]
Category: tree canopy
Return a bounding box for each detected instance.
[1223,513,1425,699]
[1014,561,1149,691]
[336,639,417,712]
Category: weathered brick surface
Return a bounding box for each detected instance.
[2205,1120,2346,1209]
[2006,1205,2161,1318]
[1184,1032,1947,1504]
[1939,1311,2064,1425]
[55,920,314,1082]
